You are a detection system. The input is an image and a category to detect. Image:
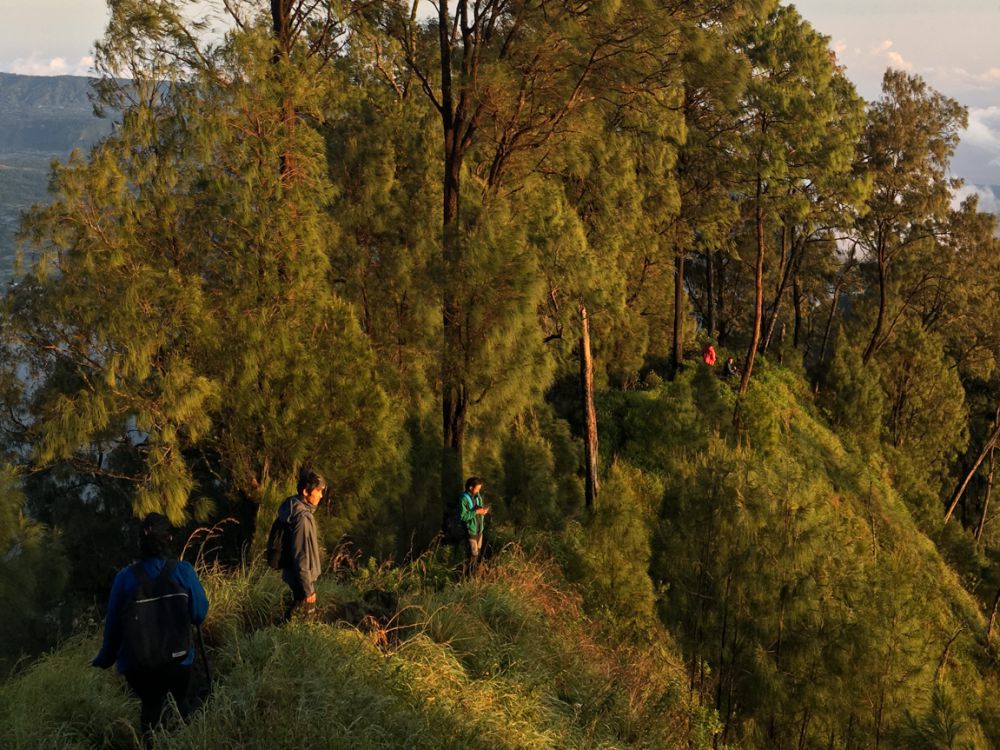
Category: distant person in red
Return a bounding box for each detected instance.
[702,343,717,366]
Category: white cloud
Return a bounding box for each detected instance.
[952,184,1000,216]
[927,66,1000,92]
[8,54,94,76]
[867,39,913,72]
[885,51,913,72]
[963,107,1000,164]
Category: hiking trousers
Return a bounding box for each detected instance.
[124,663,192,736]
[465,533,484,576]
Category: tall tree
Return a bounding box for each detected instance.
[734,5,864,394]
[668,15,754,379]
[4,3,402,542]
[386,0,695,499]
[757,63,869,358]
[855,70,966,364]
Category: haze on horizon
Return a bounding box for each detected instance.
[2,0,999,204]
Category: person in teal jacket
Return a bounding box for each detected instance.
[92,513,208,741]
[460,476,490,575]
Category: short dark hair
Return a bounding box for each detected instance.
[465,476,482,491]
[139,513,174,559]
[298,468,326,495]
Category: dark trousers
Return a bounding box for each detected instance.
[282,578,314,622]
[124,664,192,737]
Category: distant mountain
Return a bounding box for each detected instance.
[0,72,111,153]
[0,73,113,283]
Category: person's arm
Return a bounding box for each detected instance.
[177,561,209,625]
[92,568,129,668]
[289,512,316,598]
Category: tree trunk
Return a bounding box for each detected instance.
[761,223,793,354]
[739,175,765,395]
[815,256,854,384]
[797,707,811,750]
[706,248,716,341]
[438,1,469,508]
[671,248,685,380]
[944,415,1000,524]
[863,242,887,365]
[792,268,803,350]
[716,252,727,346]
[975,447,995,544]
[580,306,599,511]
[934,626,964,683]
[987,587,1000,643]
[271,0,296,185]
[817,298,840,372]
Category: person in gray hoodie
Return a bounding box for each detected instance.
[277,469,327,621]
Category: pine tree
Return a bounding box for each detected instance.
[6,4,403,547]
[855,71,967,365]
[733,5,865,394]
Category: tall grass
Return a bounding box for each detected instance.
[0,548,711,750]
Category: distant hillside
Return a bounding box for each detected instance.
[0,73,114,283]
[0,73,110,152]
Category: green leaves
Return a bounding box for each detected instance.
[7,15,402,526]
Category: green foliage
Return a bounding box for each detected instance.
[0,635,139,749]
[897,682,990,750]
[878,323,969,519]
[817,328,885,444]
[636,366,995,748]
[5,17,405,543]
[0,467,72,674]
[563,464,660,634]
[2,2,1000,748]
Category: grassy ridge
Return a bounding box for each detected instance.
[0,551,711,750]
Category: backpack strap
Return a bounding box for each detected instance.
[155,559,179,593]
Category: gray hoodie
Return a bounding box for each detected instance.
[278,495,321,598]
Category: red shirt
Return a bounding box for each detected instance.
[703,345,717,366]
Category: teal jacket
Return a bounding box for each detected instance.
[460,491,485,537]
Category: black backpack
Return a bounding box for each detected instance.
[265,516,289,570]
[121,560,192,670]
[442,500,467,545]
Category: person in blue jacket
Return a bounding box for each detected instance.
[92,513,209,739]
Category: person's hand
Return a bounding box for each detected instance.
[305,593,317,604]
[476,507,489,515]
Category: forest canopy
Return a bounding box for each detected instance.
[1,1,999,748]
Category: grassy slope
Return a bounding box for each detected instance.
[0,551,710,750]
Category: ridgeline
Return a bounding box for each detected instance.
[1,2,999,749]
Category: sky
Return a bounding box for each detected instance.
[1,1,998,198]
[792,0,1000,211]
